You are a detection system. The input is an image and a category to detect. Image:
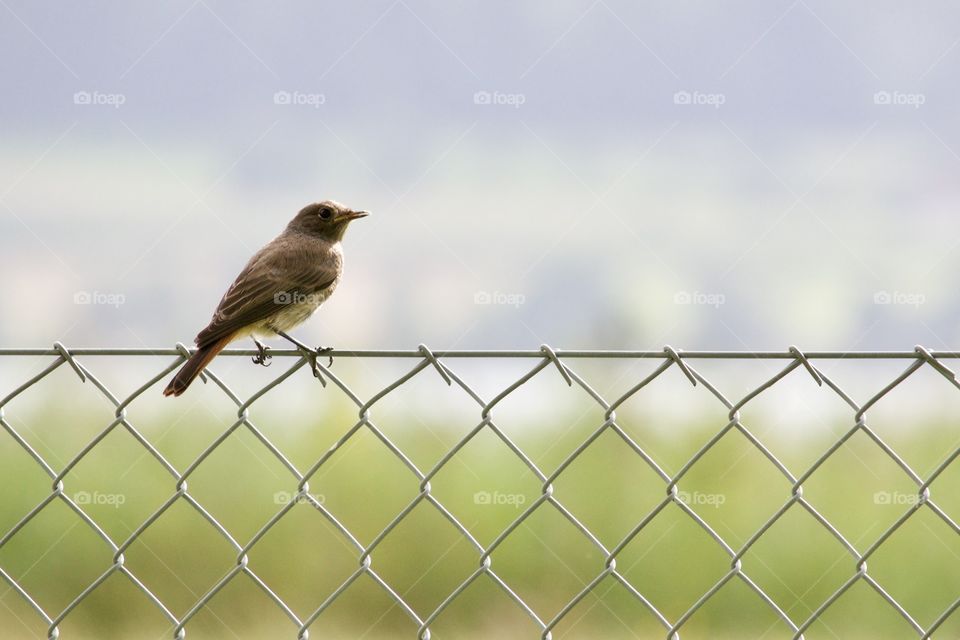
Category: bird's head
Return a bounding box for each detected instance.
[288,200,369,240]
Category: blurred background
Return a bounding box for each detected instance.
[2,1,960,638]
[2,0,960,350]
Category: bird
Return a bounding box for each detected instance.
[163,200,368,397]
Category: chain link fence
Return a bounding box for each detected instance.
[1,344,959,639]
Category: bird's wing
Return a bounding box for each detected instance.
[195,239,339,348]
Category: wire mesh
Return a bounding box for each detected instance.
[1,343,959,639]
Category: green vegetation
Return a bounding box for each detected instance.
[1,364,959,640]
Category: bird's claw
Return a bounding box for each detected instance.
[302,347,332,380]
[252,344,272,367]
[316,346,334,369]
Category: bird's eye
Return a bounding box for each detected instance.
[318,207,333,220]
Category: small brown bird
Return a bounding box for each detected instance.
[163,200,368,396]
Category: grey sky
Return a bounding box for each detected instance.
[2,1,960,352]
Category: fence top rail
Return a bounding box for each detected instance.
[0,346,957,359]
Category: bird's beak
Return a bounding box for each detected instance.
[343,210,369,221]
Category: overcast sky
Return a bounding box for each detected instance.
[3,1,960,353]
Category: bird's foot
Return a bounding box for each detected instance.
[252,342,272,367]
[315,346,334,372]
[300,349,329,379]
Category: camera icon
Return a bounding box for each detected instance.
[873,91,891,105]
[473,490,491,505]
[273,91,292,105]
[873,491,891,505]
[473,91,492,105]
[73,91,91,105]
[673,90,691,105]
[73,290,92,304]
[74,490,92,504]
[273,491,292,505]
[873,290,891,305]
[274,291,292,304]
[673,291,691,305]
[474,291,491,305]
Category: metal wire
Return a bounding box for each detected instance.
[0,343,958,639]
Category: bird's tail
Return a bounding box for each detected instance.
[163,336,232,397]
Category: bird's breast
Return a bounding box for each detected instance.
[263,279,338,333]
